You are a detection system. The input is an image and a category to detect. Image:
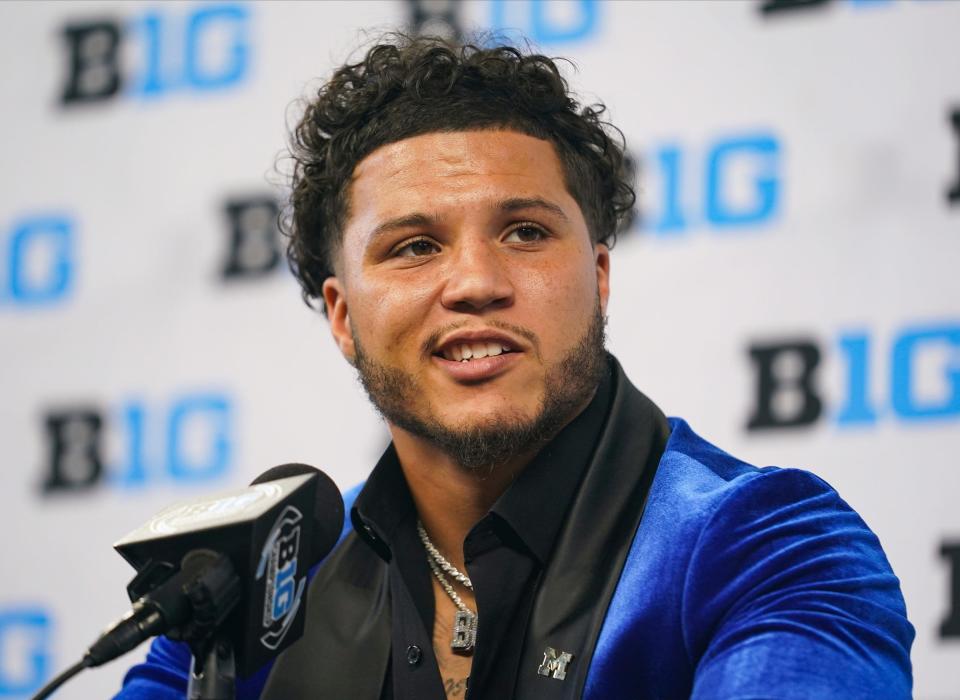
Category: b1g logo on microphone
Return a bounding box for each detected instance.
[256,505,305,650]
[58,3,250,107]
[639,132,782,236]
[0,214,75,308]
[745,320,960,431]
[40,391,235,495]
[0,607,52,697]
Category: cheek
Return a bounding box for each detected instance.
[350,274,437,348]
[523,259,599,351]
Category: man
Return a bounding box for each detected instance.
[118,35,913,699]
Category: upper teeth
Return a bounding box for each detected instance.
[442,342,508,362]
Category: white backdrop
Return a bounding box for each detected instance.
[1,1,958,697]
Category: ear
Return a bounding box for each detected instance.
[595,243,610,316]
[322,277,356,364]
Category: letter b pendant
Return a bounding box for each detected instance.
[451,610,477,653]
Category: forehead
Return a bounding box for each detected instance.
[344,130,574,237]
[352,129,567,191]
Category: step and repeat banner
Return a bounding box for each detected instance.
[1,0,958,697]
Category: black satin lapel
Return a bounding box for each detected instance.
[515,361,669,699]
[261,533,391,700]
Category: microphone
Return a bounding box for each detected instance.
[84,464,344,676]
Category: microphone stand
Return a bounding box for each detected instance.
[188,633,236,700]
[167,550,241,700]
[137,549,241,700]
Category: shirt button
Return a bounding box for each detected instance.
[406,644,422,667]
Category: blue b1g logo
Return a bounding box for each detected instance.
[643,133,782,235]
[60,3,251,106]
[271,528,301,621]
[747,322,960,431]
[0,608,51,697]
[838,325,960,424]
[489,0,600,45]
[1,215,75,308]
[41,392,235,494]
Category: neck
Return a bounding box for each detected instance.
[390,425,541,572]
[389,384,600,570]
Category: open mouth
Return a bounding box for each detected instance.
[436,342,518,362]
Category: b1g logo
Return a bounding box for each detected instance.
[256,506,304,650]
[220,195,283,281]
[0,214,75,308]
[0,607,51,697]
[760,0,903,17]
[407,0,601,45]
[59,3,250,106]
[948,108,959,207]
[941,540,960,639]
[488,0,600,45]
[640,133,781,236]
[40,392,234,494]
[746,321,960,430]
[407,0,464,40]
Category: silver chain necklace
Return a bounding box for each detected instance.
[416,520,478,653]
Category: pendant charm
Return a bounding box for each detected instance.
[451,610,477,653]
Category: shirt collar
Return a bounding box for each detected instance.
[352,357,615,564]
[351,443,411,562]
[490,361,612,564]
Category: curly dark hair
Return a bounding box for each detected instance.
[283,34,634,312]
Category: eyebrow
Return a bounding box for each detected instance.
[367,213,437,244]
[367,197,570,245]
[495,196,570,222]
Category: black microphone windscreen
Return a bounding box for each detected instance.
[250,463,317,485]
[113,463,344,675]
[251,463,344,564]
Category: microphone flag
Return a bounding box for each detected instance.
[113,471,323,677]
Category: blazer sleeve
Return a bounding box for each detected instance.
[112,636,191,700]
[113,636,272,700]
[682,468,914,699]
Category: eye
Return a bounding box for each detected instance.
[504,222,548,244]
[394,237,440,258]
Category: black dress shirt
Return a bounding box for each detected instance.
[351,363,615,699]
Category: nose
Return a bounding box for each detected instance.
[440,238,514,313]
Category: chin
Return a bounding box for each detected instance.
[436,402,538,433]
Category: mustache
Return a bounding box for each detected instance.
[421,320,540,359]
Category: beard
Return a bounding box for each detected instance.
[352,303,608,472]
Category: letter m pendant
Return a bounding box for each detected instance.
[537,646,574,681]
